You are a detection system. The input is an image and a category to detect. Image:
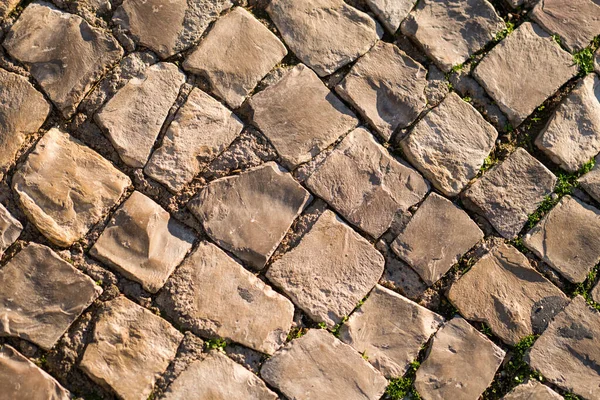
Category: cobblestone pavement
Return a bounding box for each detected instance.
[0,0,600,399]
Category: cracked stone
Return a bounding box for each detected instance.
[502,380,563,400]
[0,204,22,258]
[579,156,600,203]
[365,0,415,34]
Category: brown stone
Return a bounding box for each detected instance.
[0,204,22,258]
[502,380,563,400]
[365,0,415,34]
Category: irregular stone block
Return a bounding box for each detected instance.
[13,129,131,247]
[0,204,22,258]
[365,0,415,34]
[579,156,600,202]
[502,380,563,400]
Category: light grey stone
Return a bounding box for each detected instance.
[0,204,22,258]
[365,0,415,34]
[579,155,600,202]
[502,380,563,400]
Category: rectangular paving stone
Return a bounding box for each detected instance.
[365,0,415,34]
[0,204,22,258]
[502,380,563,400]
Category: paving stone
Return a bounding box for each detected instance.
[414,317,505,400]
[400,0,505,72]
[448,243,569,345]
[189,162,311,269]
[365,0,415,34]
[528,296,600,399]
[0,243,102,350]
[12,128,131,247]
[96,62,185,168]
[524,195,600,283]
[0,0,19,18]
[145,88,243,192]
[248,64,358,169]
[0,204,22,258]
[339,284,444,378]
[401,92,498,196]
[267,0,381,77]
[579,156,600,202]
[502,380,563,400]
[81,296,183,400]
[261,329,388,400]
[3,3,123,117]
[462,148,557,239]
[305,127,429,238]
[592,280,600,303]
[473,22,578,127]
[0,344,71,400]
[335,42,428,140]
[183,7,287,109]
[391,193,483,286]
[267,210,384,327]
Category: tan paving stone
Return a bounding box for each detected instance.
[502,380,563,400]
[0,204,22,258]
[365,0,415,34]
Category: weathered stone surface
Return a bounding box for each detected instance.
[473,22,578,126]
[189,162,311,269]
[462,148,557,239]
[96,62,185,168]
[524,195,600,283]
[81,296,183,400]
[401,0,505,72]
[261,329,388,400]
[306,127,429,238]
[391,193,483,286]
[12,128,131,247]
[145,88,243,192]
[184,7,287,109]
[528,296,600,399]
[267,0,381,77]
[0,243,102,350]
[335,42,428,140]
[535,73,600,173]
[0,204,22,258]
[248,64,358,169]
[592,280,600,304]
[448,243,569,345]
[401,92,498,196]
[0,0,19,18]
[339,284,444,378]
[579,156,600,202]
[414,317,505,400]
[3,3,123,117]
[267,210,384,328]
[366,0,415,34]
[502,380,563,400]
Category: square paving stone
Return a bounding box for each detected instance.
[305,127,429,238]
[502,380,563,400]
[183,7,287,109]
[0,204,22,258]
[80,296,183,400]
[157,241,294,355]
[339,284,444,378]
[267,210,385,328]
[0,243,102,350]
[448,243,569,345]
[400,0,505,72]
[267,0,382,77]
[473,22,578,127]
[260,329,388,400]
[3,2,123,118]
[524,195,600,283]
[90,191,195,293]
[401,92,498,196]
[365,0,415,34]
[391,193,483,286]
[248,64,358,169]
[335,42,428,140]
[188,162,311,269]
[12,128,131,247]
[414,317,506,400]
[579,156,600,203]
[462,148,557,239]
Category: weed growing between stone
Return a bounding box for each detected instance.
[573,36,600,76]
[204,338,227,351]
[385,361,422,400]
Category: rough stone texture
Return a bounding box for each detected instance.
[0,243,102,350]
[391,193,483,286]
[473,22,578,127]
[189,162,311,269]
[95,62,185,168]
[267,0,382,77]
[0,203,22,258]
[80,296,183,400]
[3,3,123,118]
[0,0,19,18]
[401,92,498,196]
[12,128,131,247]
[401,0,505,72]
[183,7,287,109]
[366,0,415,34]
[502,380,563,400]
[579,155,600,203]
[524,195,600,284]
[261,329,388,400]
[462,148,557,239]
[305,127,429,238]
[528,296,600,399]
[535,73,600,173]
[593,280,600,303]
[414,317,506,400]
[248,64,358,169]
[339,284,444,378]
[267,210,384,327]
[145,88,243,192]
[335,42,428,140]
[448,243,569,345]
